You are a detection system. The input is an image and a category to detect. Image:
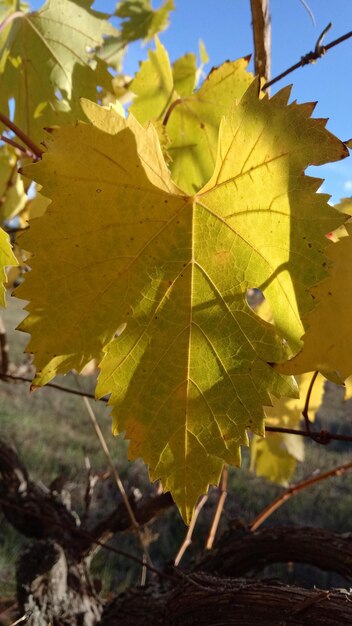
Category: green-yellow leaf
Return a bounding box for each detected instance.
[130,37,175,125]
[116,0,174,44]
[0,0,117,141]
[172,53,197,97]
[130,42,255,193]
[166,58,256,193]
[17,76,346,521]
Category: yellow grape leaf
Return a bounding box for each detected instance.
[250,435,301,485]
[0,0,117,141]
[130,37,175,125]
[0,147,26,223]
[250,372,325,484]
[278,227,352,382]
[17,76,346,521]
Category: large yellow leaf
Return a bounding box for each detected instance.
[17,74,346,520]
[278,227,352,382]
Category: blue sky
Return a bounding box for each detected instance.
[33,0,352,203]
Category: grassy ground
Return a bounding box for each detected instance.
[1,296,352,596]
[0,295,129,595]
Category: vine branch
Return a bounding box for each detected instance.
[0,372,97,400]
[302,370,319,437]
[250,0,271,83]
[249,459,352,531]
[205,464,228,550]
[174,494,208,566]
[264,425,352,442]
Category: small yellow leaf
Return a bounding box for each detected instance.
[0,229,18,305]
[251,372,325,484]
[277,228,352,382]
[0,147,26,223]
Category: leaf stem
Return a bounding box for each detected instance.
[302,370,319,437]
[0,10,23,34]
[249,459,352,531]
[0,111,43,159]
[0,134,39,160]
[163,97,183,126]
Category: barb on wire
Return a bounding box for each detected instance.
[265,424,352,442]
[264,24,352,89]
[300,22,332,65]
